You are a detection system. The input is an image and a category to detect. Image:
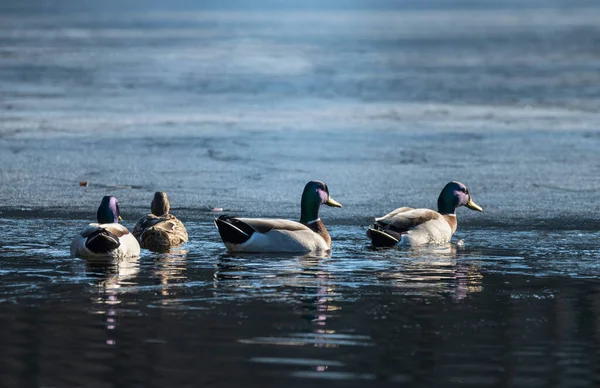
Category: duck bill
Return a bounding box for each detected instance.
[465,199,483,212]
[325,197,342,208]
[118,216,123,221]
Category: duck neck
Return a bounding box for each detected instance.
[300,207,320,224]
[151,193,170,216]
[97,206,117,223]
[437,196,457,215]
[152,201,169,216]
[300,195,320,225]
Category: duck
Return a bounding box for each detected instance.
[367,181,483,247]
[132,191,188,252]
[214,180,342,253]
[70,196,141,259]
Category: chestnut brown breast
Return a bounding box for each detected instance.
[307,220,331,248]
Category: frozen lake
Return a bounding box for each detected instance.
[1,1,600,386]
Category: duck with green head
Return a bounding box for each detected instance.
[215,180,342,253]
[71,196,141,259]
[367,181,483,247]
[132,191,188,252]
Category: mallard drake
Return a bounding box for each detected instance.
[214,180,342,253]
[132,192,188,252]
[70,196,141,259]
[367,181,483,247]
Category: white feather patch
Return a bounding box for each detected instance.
[225,228,329,253]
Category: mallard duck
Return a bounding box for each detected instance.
[367,181,483,247]
[132,192,188,252]
[214,180,342,253]
[70,196,141,259]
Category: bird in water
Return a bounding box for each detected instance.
[214,180,342,253]
[367,181,483,247]
[132,192,188,252]
[70,196,141,259]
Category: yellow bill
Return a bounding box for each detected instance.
[118,216,123,221]
[325,197,342,208]
[465,198,483,212]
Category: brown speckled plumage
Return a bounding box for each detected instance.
[133,192,188,252]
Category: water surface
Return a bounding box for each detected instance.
[2,1,600,387]
[2,219,600,387]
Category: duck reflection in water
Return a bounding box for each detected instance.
[218,254,373,376]
[150,248,189,298]
[85,256,140,290]
[374,243,483,301]
[84,256,140,346]
[213,251,330,291]
[296,257,340,328]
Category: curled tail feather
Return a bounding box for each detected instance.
[85,229,121,253]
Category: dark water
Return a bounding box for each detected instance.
[2,219,600,387]
[2,1,600,387]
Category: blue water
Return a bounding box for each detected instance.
[1,1,600,387]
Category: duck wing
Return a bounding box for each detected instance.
[374,207,415,222]
[374,208,440,232]
[132,214,161,239]
[237,218,311,233]
[368,208,441,247]
[214,216,310,245]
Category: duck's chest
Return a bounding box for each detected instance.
[307,220,331,248]
[404,217,454,245]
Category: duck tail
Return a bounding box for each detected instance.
[140,228,172,252]
[214,215,254,245]
[367,227,400,248]
[85,229,121,253]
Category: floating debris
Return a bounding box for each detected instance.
[211,207,223,212]
[79,181,89,187]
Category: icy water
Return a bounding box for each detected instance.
[2,1,600,387]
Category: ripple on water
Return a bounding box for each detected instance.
[2,219,600,386]
[239,332,374,347]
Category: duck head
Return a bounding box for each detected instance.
[97,196,122,224]
[437,181,483,215]
[300,180,342,224]
[151,192,170,216]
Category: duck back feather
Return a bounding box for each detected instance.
[133,213,188,252]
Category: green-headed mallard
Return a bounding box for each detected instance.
[70,196,141,259]
[367,181,483,247]
[132,192,188,252]
[214,180,342,253]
